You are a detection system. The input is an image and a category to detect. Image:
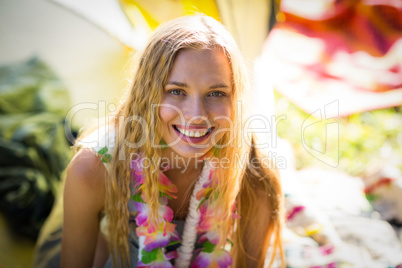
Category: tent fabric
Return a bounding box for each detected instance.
[50,0,273,63]
[0,57,72,239]
[50,0,150,51]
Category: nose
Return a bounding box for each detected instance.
[182,95,208,124]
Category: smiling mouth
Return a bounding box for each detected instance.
[173,125,213,138]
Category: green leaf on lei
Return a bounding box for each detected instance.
[226,238,234,247]
[101,153,112,163]
[160,192,173,200]
[156,247,166,261]
[160,139,168,150]
[131,193,145,203]
[141,248,159,264]
[97,147,112,163]
[197,198,206,211]
[167,240,180,247]
[202,240,216,253]
[212,146,219,157]
[141,248,166,263]
[97,146,108,155]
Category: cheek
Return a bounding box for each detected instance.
[159,98,184,127]
[210,101,233,126]
[215,115,232,130]
[159,106,175,126]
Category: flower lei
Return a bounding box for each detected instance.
[130,154,233,268]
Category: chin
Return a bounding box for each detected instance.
[170,145,211,159]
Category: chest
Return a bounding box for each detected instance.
[168,181,196,220]
[163,169,199,220]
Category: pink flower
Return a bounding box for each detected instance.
[136,222,180,251]
[159,172,178,199]
[191,249,232,268]
[132,170,145,187]
[286,205,305,221]
[131,155,145,186]
[199,230,220,245]
[133,201,174,226]
[198,200,233,247]
[197,204,225,248]
[196,180,212,201]
[198,203,223,233]
[137,261,173,268]
[136,172,178,200]
[231,202,240,220]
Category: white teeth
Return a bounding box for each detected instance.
[176,127,209,137]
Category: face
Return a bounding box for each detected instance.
[159,48,233,159]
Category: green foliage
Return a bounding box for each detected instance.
[274,92,402,176]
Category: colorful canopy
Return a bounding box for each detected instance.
[261,0,402,116]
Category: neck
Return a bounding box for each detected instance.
[161,148,203,172]
[161,148,204,185]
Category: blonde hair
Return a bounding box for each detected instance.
[103,15,283,267]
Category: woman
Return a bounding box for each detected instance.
[61,15,283,268]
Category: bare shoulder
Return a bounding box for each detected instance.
[61,149,108,267]
[64,149,107,212]
[67,149,107,185]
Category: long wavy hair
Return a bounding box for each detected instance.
[105,15,284,267]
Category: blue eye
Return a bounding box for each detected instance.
[209,91,225,97]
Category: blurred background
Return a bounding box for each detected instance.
[0,0,401,267]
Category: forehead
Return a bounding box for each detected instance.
[168,48,232,85]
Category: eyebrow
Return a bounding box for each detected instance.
[166,81,229,89]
